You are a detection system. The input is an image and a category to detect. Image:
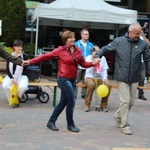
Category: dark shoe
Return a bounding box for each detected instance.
[15,104,19,108]
[139,95,147,101]
[81,95,85,99]
[47,122,59,131]
[95,106,100,112]
[67,125,80,132]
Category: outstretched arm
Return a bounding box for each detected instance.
[0,46,22,65]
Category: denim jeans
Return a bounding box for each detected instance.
[48,76,76,126]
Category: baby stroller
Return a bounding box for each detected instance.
[19,64,50,103]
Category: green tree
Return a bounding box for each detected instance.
[0,0,26,46]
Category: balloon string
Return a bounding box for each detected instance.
[94,77,100,106]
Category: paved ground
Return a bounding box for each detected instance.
[0,77,150,150]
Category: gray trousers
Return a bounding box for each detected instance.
[75,68,86,97]
[138,62,146,95]
[114,81,138,128]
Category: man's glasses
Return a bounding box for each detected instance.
[83,34,89,35]
[131,31,141,36]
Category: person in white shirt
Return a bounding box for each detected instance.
[84,45,112,112]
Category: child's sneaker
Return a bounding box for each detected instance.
[84,106,90,112]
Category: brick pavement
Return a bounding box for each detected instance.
[0,78,150,150]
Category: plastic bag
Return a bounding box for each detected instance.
[9,84,19,106]
[93,64,102,79]
[0,76,3,83]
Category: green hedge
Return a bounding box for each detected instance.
[0,0,26,46]
[0,42,13,54]
[23,42,35,55]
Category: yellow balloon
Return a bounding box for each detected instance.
[96,84,109,98]
[0,76,3,83]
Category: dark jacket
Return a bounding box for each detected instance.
[95,33,150,83]
[0,46,22,65]
[29,46,93,79]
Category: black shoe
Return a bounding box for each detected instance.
[81,95,85,99]
[139,95,147,101]
[47,122,59,131]
[67,125,80,132]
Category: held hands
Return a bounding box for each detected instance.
[92,58,100,66]
[21,60,30,66]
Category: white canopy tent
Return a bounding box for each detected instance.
[31,0,137,55]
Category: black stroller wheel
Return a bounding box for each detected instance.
[38,92,49,103]
[19,93,28,103]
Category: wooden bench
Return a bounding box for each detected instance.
[28,82,150,107]
[28,82,89,107]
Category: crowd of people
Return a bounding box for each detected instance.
[0,22,150,135]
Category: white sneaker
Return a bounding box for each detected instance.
[84,106,90,112]
[121,127,132,135]
[101,107,108,112]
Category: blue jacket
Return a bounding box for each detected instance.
[75,40,93,59]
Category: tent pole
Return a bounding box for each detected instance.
[35,16,39,56]
[116,29,119,37]
[31,24,33,44]
[115,24,119,37]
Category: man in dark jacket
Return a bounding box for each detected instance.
[94,23,150,135]
[0,45,23,129]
